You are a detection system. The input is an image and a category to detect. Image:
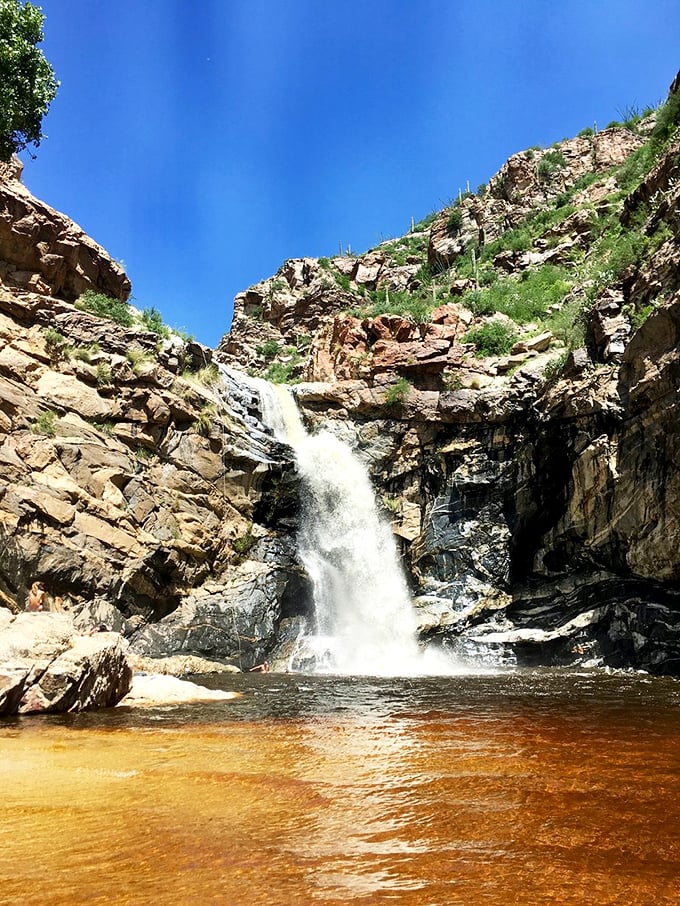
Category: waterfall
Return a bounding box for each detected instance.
[242,373,459,676]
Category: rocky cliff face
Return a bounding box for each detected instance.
[0,158,130,302]
[0,162,311,673]
[217,73,680,674]
[217,124,650,392]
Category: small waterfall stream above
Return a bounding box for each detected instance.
[248,374,459,675]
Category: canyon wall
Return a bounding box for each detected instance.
[1,72,679,676]
[218,78,680,673]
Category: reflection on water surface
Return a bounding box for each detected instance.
[1,670,679,905]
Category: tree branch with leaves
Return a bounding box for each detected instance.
[0,0,58,161]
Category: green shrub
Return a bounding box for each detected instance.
[541,352,568,386]
[245,303,263,319]
[570,171,603,196]
[365,288,432,324]
[42,327,71,361]
[335,272,352,292]
[31,409,57,436]
[381,494,400,514]
[546,299,584,348]
[478,267,497,287]
[480,227,532,263]
[615,140,661,193]
[523,204,576,235]
[90,419,115,436]
[413,262,436,285]
[191,363,220,386]
[76,291,133,327]
[412,210,438,231]
[195,404,216,436]
[446,209,463,232]
[628,302,656,331]
[140,307,170,338]
[463,265,572,324]
[126,348,154,375]
[651,90,680,144]
[384,377,412,408]
[42,327,66,347]
[96,362,113,387]
[615,103,646,133]
[256,339,280,360]
[265,361,297,384]
[232,526,258,564]
[466,321,518,357]
[592,224,649,284]
[537,150,567,182]
[71,344,97,363]
[554,191,573,208]
[381,231,429,266]
[442,370,463,391]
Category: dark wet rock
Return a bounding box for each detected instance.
[129,561,313,670]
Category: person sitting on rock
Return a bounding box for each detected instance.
[50,595,65,613]
[25,581,46,612]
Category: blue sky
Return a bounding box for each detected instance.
[21,0,680,347]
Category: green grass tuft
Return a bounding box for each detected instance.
[384,377,412,408]
[465,321,518,357]
[462,265,572,324]
[76,291,133,327]
[31,410,57,436]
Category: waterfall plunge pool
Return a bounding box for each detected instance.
[2,669,679,905]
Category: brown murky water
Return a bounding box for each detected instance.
[1,671,679,905]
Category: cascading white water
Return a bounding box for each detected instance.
[248,374,459,676]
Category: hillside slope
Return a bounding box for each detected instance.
[217,72,680,673]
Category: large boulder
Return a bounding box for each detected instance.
[0,611,132,714]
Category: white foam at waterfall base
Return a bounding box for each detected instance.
[244,374,465,676]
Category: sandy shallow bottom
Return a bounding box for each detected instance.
[1,670,679,906]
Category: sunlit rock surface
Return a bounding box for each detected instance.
[0,612,131,714]
[120,673,240,706]
[0,158,130,302]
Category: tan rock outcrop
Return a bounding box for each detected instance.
[0,284,301,629]
[0,612,132,714]
[0,158,130,302]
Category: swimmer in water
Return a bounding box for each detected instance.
[249,661,270,673]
